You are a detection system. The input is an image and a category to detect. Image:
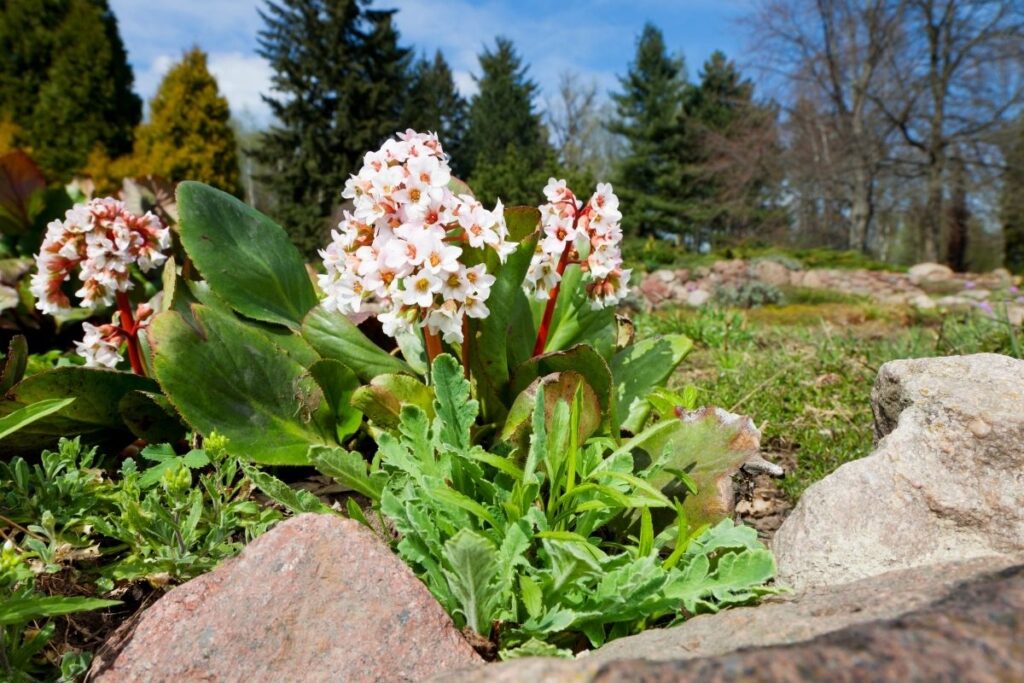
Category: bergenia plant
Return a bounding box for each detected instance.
[318,130,514,366]
[30,198,170,373]
[527,178,630,355]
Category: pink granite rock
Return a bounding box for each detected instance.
[91,514,481,683]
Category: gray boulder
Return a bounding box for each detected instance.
[773,353,1024,591]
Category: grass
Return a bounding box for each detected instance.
[637,303,1021,499]
[621,238,898,274]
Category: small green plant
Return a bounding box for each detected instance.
[0,434,281,677]
[714,281,784,308]
[288,355,777,658]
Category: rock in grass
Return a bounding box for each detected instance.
[90,513,481,683]
[773,353,1024,591]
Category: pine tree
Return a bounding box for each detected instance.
[0,0,141,179]
[131,49,240,193]
[464,37,552,205]
[256,0,410,254]
[403,51,468,176]
[1002,116,1024,274]
[609,23,689,236]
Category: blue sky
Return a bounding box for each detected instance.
[108,0,753,126]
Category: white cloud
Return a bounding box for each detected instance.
[133,51,274,126]
[207,53,275,125]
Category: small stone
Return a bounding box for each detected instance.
[969,418,991,438]
[686,289,712,307]
[908,262,955,285]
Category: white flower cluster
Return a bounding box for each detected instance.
[31,198,170,315]
[74,303,153,368]
[318,130,515,344]
[524,178,630,309]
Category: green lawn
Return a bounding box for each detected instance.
[637,302,1021,498]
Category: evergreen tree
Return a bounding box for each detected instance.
[131,49,240,193]
[256,0,410,254]
[403,50,468,176]
[0,0,141,179]
[683,51,780,243]
[464,37,551,205]
[1002,116,1024,274]
[609,23,689,236]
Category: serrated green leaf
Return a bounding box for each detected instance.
[431,354,476,453]
[442,529,501,635]
[242,463,334,515]
[308,445,383,502]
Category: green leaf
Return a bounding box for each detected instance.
[0,397,74,441]
[0,334,28,393]
[176,181,318,328]
[0,368,157,453]
[150,305,333,465]
[639,407,763,527]
[137,445,210,488]
[302,304,414,380]
[242,463,335,515]
[431,354,477,453]
[118,390,186,443]
[0,596,121,626]
[308,445,383,502]
[308,360,362,442]
[610,334,693,433]
[541,265,616,357]
[501,371,600,446]
[518,575,543,620]
[511,344,614,417]
[468,207,539,422]
[351,373,433,429]
[442,529,501,635]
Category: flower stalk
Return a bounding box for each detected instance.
[115,292,145,376]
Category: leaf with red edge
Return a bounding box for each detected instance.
[0,150,46,235]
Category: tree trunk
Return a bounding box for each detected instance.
[849,162,873,253]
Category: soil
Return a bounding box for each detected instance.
[734,451,795,543]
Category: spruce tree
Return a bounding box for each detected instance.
[464,37,552,205]
[1002,116,1024,274]
[0,0,141,179]
[683,51,779,243]
[256,0,410,254]
[403,51,468,176]
[609,23,689,236]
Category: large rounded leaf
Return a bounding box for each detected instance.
[176,181,317,328]
[118,390,185,444]
[610,334,693,433]
[510,344,613,417]
[0,367,157,453]
[150,305,333,465]
[302,304,413,381]
[500,370,600,446]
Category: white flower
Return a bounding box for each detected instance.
[32,198,169,315]
[74,322,122,368]
[423,300,463,343]
[399,269,441,308]
[319,130,512,342]
[523,179,626,310]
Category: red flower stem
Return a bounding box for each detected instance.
[422,310,443,367]
[115,291,144,375]
[532,243,574,357]
[461,315,471,380]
